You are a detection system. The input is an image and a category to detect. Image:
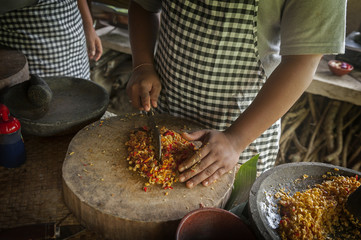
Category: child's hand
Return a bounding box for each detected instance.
[84,27,103,61]
[178,129,240,188]
[126,65,161,111]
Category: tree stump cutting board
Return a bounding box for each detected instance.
[62,114,235,240]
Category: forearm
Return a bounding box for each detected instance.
[77,0,94,30]
[226,54,323,153]
[128,1,160,67]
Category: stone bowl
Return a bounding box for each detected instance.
[1,76,109,136]
[248,162,361,240]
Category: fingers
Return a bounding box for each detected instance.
[93,38,103,61]
[200,166,228,187]
[188,164,228,188]
[87,37,103,61]
[179,152,213,188]
[178,131,208,172]
[140,89,151,111]
[178,130,208,174]
[137,81,158,111]
[179,152,229,188]
[151,99,158,108]
[87,45,96,59]
[182,131,207,142]
[126,82,144,110]
[178,130,239,189]
[178,143,211,188]
[126,67,161,111]
[150,82,161,108]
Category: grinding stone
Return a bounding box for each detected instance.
[248,162,361,240]
[1,76,109,136]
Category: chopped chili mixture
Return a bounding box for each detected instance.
[125,126,196,190]
[276,174,361,240]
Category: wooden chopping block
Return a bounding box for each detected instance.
[62,114,235,240]
[0,45,30,90]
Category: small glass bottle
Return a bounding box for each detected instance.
[0,104,26,168]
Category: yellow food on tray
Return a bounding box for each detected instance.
[125,126,196,191]
[276,174,361,240]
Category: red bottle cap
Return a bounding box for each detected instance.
[0,104,21,134]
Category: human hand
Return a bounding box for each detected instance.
[84,27,103,61]
[126,64,161,111]
[178,129,240,188]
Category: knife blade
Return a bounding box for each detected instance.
[146,108,162,161]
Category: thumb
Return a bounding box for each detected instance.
[182,130,207,141]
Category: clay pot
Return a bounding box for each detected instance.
[176,207,256,240]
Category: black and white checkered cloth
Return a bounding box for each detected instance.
[0,0,90,79]
[155,0,280,174]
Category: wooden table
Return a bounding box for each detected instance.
[96,25,131,55]
[307,57,361,106]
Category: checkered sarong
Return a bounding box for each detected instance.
[155,0,280,173]
[0,0,90,79]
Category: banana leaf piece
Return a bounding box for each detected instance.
[225,154,259,211]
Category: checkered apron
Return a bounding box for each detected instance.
[0,0,90,79]
[155,0,280,173]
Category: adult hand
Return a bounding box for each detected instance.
[178,129,240,188]
[84,27,103,61]
[126,65,161,111]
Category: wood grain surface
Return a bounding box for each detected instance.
[62,113,235,240]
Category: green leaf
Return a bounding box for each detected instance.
[224,154,259,210]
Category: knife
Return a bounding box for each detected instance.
[146,108,162,161]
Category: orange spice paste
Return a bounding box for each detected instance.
[125,126,196,191]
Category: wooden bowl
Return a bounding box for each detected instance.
[176,207,256,240]
[328,60,354,76]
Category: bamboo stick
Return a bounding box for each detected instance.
[280,109,309,145]
[307,93,318,122]
[324,102,346,164]
[304,103,331,161]
[324,101,340,152]
[343,107,361,130]
[343,126,359,167]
